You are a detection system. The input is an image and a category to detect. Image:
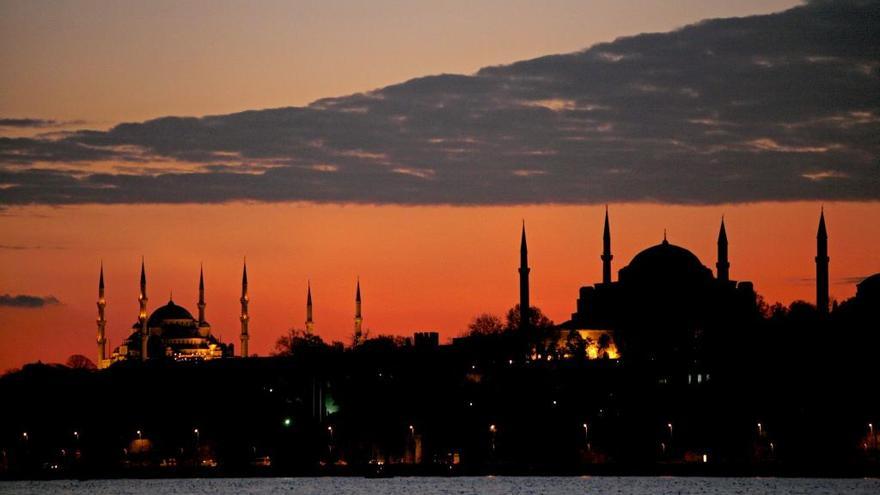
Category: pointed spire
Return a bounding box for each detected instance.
[518,222,531,331]
[197,263,206,324]
[603,205,610,242]
[140,256,146,288]
[663,229,668,243]
[99,261,105,290]
[354,277,363,343]
[169,290,173,302]
[717,216,730,283]
[601,206,613,285]
[306,280,314,333]
[816,207,830,314]
[242,257,248,286]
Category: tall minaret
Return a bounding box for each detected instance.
[519,222,530,331]
[138,258,149,361]
[717,216,730,283]
[354,279,363,341]
[197,264,206,325]
[305,281,315,333]
[816,208,830,315]
[96,263,107,367]
[601,206,613,285]
[240,259,250,357]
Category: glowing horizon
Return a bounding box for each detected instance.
[1,200,877,372]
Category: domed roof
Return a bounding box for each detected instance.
[856,273,880,298]
[619,239,713,285]
[147,299,195,327]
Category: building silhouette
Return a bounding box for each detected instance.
[98,260,240,367]
[555,211,756,360]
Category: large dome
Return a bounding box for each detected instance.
[856,273,880,299]
[619,239,713,285]
[147,299,195,327]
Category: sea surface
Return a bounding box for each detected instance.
[0,477,878,495]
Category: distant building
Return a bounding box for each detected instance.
[96,260,248,368]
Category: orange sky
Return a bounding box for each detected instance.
[1,201,877,372]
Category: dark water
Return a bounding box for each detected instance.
[1,477,878,494]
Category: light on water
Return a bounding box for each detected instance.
[1,477,879,495]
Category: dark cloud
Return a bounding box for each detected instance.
[0,0,878,206]
[0,118,85,128]
[0,294,60,308]
[0,118,58,128]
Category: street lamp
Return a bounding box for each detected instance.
[74,431,80,442]
[193,428,200,445]
[489,424,497,454]
[869,423,875,449]
[667,423,673,438]
[22,432,28,441]
[136,430,142,440]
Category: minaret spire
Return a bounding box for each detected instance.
[138,257,149,361]
[519,221,531,331]
[96,262,107,368]
[601,206,613,285]
[354,278,363,343]
[717,216,730,283]
[816,208,830,315]
[240,258,250,357]
[197,264,206,324]
[305,280,315,333]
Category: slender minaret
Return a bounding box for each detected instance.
[197,264,206,325]
[138,258,149,361]
[305,281,315,333]
[354,278,363,341]
[519,222,530,331]
[96,263,107,367]
[717,216,730,283]
[240,259,250,357]
[816,208,830,315]
[601,206,613,285]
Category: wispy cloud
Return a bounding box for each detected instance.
[0,294,60,308]
[0,0,877,206]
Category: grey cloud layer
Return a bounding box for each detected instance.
[1,0,878,206]
[0,294,60,308]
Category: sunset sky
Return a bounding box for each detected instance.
[1,1,877,371]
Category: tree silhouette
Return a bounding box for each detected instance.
[66,354,96,370]
[466,313,505,336]
[274,328,328,356]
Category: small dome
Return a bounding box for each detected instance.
[147,299,195,327]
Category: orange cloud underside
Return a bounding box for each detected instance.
[1,201,877,371]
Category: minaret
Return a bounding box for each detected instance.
[354,279,363,341]
[240,259,250,357]
[717,216,730,283]
[138,258,149,361]
[519,222,530,331]
[305,281,315,333]
[96,263,107,368]
[601,206,613,285]
[197,264,206,324]
[816,208,830,315]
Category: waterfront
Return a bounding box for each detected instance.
[1,477,879,495]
